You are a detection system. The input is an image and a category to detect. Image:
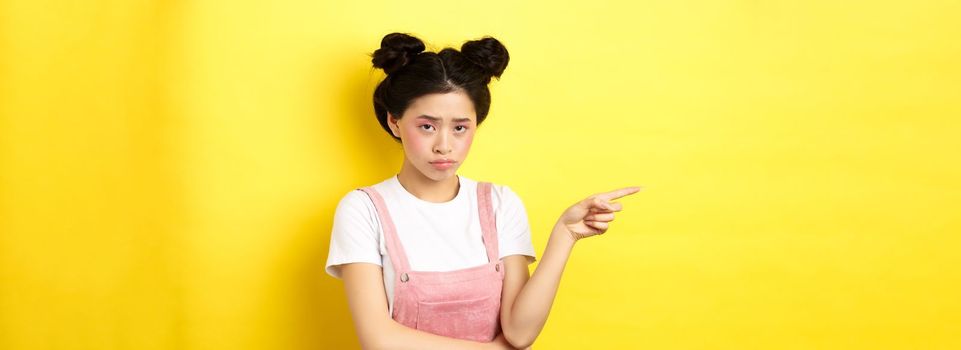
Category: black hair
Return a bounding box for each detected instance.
[371,32,509,143]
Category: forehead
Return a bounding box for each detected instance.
[404,91,476,123]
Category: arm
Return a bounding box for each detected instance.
[499,187,642,348]
[341,262,517,350]
[498,224,574,349]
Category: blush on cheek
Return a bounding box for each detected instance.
[403,129,428,155]
[452,132,474,159]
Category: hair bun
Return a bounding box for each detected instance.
[371,33,426,75]
[460,36,509,79]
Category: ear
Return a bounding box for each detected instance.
[387,112,401,139]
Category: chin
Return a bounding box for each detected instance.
[419,166,458,182]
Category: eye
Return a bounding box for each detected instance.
[419,124,434,131]
[455,125,469,132]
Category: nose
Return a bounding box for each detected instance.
[433,132,452,154]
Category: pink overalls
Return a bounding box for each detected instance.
[358,182,504,342]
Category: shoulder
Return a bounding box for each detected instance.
[329,188,384,248]
[336,176,396,213]
[333,174,403,225]
[333,188,379,226]
[337,188,374,209]
[476,180,526,211]
[492,182,520,198]
[482,180,521,199]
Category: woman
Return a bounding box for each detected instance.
[325,32,641,350]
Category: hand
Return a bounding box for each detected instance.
[557,186,643,241]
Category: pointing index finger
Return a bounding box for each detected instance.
[595,186,644,201]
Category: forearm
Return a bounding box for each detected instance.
[502,222,576,348]
[365,317,495,350]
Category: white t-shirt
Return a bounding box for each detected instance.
[325,174,537,315]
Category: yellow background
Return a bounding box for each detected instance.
[1,0,959,349]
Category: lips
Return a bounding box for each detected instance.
[429,159,456,170]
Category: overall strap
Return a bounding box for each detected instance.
[476,182,500,263]
[358,187,412,273]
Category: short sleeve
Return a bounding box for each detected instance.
[494,184,537,264]
[325,189,383,279]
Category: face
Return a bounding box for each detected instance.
[387,91,477,182]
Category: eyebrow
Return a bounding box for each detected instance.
[415,115,473,123]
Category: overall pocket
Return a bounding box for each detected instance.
[415,294,500,342]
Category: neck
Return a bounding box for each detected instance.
[396,158,460,203]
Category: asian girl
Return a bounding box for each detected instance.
[325,32,641,350]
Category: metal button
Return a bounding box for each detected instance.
[495,264,500,272]
[400,273,409,282]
